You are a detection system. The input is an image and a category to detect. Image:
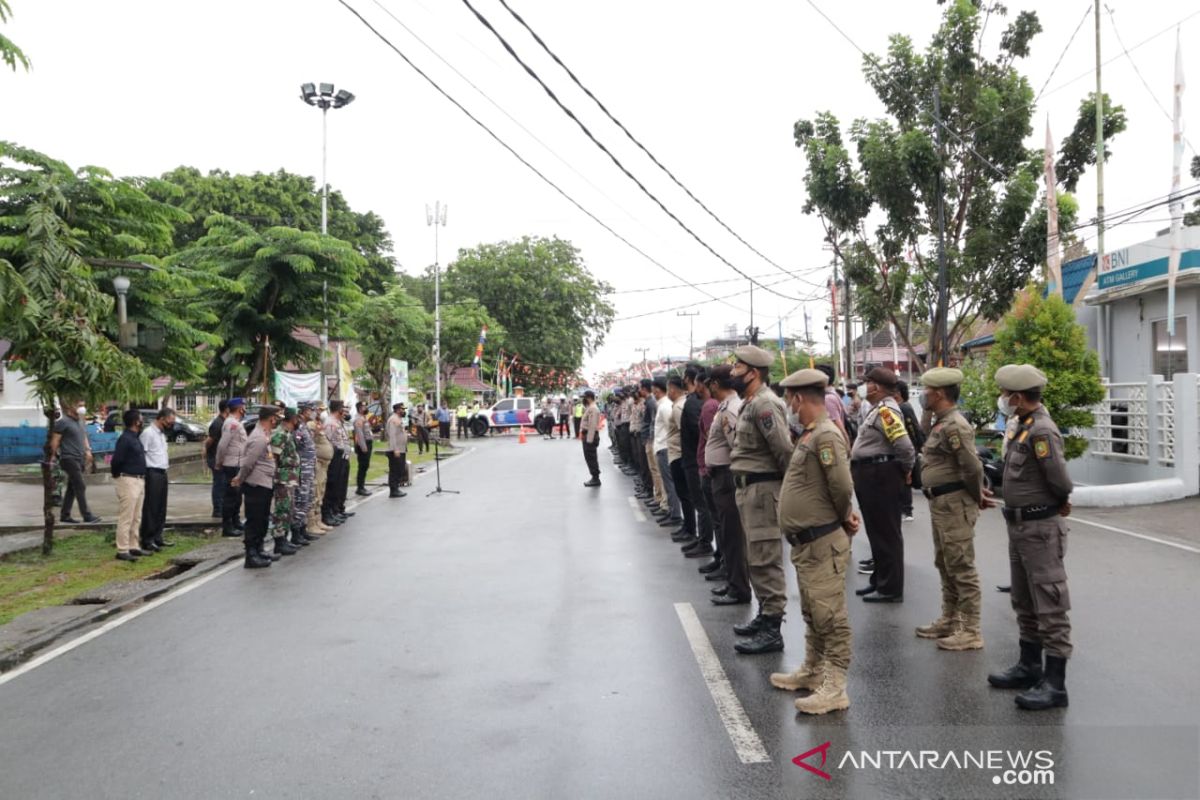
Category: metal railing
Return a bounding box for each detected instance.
[1090,381,1149,463]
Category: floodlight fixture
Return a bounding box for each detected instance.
[333,89,355,108]
[300,82,317,105]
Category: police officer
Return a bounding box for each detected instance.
[916,367,985,650]
[728,345,793,655]
[986,364,1074,711]
[852,367,915,603]
[770,369,859,714]
[580,390,602,487]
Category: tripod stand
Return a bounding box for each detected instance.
[425,435,459,497]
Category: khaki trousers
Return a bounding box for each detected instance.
[646,442,666,506]
[114,475,145,552]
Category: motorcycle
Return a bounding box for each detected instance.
[976,441,1004,491]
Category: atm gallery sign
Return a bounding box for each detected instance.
[1098,228,1200,291]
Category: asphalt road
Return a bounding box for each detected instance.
[1,435,1198,799]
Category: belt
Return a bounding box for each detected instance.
[147,467,167,474]
[784,520,842,546]
[708,464,731,474]
[923,481,966,499]
[1001,504,1057,523]
[115,473,144,480]
[734,472,783,488]
[852,455,896,465]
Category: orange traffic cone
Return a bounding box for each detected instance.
[518,426,527,444]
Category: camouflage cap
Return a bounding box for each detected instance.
[922,366,964,388]
[995,363,1047,391]
[733,344,773,368]
[779,368,828,389]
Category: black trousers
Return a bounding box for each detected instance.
[456,417,467,438]
[669,458,695,535]
[573,417,581,438]
[221,465,242,529]
[387,451,406,492]
[582,438,600,477]
[558,416,570,437]
[900,484,914,516]
[209,460,225,516]
[634,433,653,489]
[242,484,273,553]
[356,441,373,490]
[324,452,349,515]
[683,460,713,545]
[711,466,750,599]
[416,426,429,453]
[139,468,169,547]
[59,455,92,518]
[439,421,451,440]
[616,423,632,465]
[853,461,906,596]
[701,474,720,553]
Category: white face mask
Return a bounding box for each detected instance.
[77,406,87,417]
[998,394,1016,416]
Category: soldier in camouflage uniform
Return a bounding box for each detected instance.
[291,402,319,544]
[269,408,302,557]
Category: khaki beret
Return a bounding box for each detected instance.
[995,363,1047,392]
[865,366,898,387]
[733,345,773,368]
[779,368,829,389]
[922,366,964,388]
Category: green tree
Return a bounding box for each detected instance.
[446,236,614,371]
[0,161,152,555]
[1,0,30,72]
[347,286,432,408]
[792,0,1126,368]
[985,290,1103,459]
[149,167,397,294]
[1,143,218,388]
[1186,155,1200,227]
[957,353,998,430]
[181,215,366,395]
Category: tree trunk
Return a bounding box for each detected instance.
[41,400,56,556]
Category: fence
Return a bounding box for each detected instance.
[1077,374,1199,495]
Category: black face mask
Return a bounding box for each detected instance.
[730,370,749,395]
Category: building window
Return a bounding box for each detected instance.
[1152,318,1189,380]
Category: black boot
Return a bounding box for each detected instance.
[299,523,317,543]
[733,612,764,637]
[274,536,299,556]
[1015,655,1069,710]
[988,640,1044,689]
[734,614,784,654]
[290,525,311,547]
[244,548,271,569]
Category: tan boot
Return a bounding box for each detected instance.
[794,665,850,715]
[915,613,960,639]
[770,640,823,691]
[936,623,984,651]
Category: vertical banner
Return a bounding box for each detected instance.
[389,358,409,405]
[1167,30,1186,335]
[337,343,355,404]
[1045,118,1062,296]
[472,325,488,366]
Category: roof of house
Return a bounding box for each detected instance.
[448,367,490,392]
[1059,254,1096,305]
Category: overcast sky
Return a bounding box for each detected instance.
[5,0,1196,380]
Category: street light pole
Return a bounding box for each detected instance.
[301,82,356,399]
[677,310,699,360]
[427,202,448,409]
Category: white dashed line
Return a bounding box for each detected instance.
[673,602,771,765]
[1071,515,1200,555]
[627,495,647,522]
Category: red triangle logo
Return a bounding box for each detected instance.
[792,741,833,780]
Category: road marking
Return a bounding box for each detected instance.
[0,560,242,688]
[627,496,647,522]
[673,602,771,765]
[1071,515,1200,555]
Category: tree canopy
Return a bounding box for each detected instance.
[347,286,432,406]
[793,0,1125,368]
[0,0,29,72]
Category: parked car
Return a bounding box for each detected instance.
[468,396,537,437]
[105,409,207,443]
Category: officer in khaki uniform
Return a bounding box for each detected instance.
[728,345,794,655]
[580,390,602,487]
[915,367,986,651]
[986,364,1074,711]
[769,369,860,715]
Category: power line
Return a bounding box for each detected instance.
[458,0,806,302]
[493,0,825,289]
[1104,4,1197,156]
[332,0,752,317]
[615,276,823,322]
[1034,4,1093,104]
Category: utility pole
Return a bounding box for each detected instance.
[677,310,699,359]
[1094,4,1106,280]
[844,276,854,381]
[635,347,650,377]
[830,257,841,387]
[427,201,448,409]
[934,88,950,366]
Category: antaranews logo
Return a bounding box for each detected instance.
[793,742,1055,786]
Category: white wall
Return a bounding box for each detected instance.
[1101,286,1199,383]
[0,366,45,427]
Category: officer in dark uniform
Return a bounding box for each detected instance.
[852,367,915,602]
[986,364,1074,711]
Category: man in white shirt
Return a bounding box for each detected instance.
[139,407,175,552]
[652,377,682,526]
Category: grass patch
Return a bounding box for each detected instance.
[0,531,216,626]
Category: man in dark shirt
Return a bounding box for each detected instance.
[680,365,715,558]
[110,409,149,561]
[204,400,229,519]
[51,400,101,524]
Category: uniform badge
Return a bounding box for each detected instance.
[948,432,961,450]
[879,407,907,442]
[819,445,834,465]
[1034,435,1051,459]
[759,411,774,431]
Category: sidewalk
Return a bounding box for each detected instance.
[0,480,219,534]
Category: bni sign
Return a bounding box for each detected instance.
[1098,227,1200,291]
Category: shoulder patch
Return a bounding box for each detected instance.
[879,407,907,442]
[948,432,961,450]
[758,411,774,431]
[819,444,835,466]
[1033,435,1051,459]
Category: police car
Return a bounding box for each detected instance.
[468,396,542,437]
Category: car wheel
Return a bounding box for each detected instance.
[469,418,489,438]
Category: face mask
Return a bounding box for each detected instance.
[998,395,1016,416]
[77,406,87,417]
[730,371,748,394]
